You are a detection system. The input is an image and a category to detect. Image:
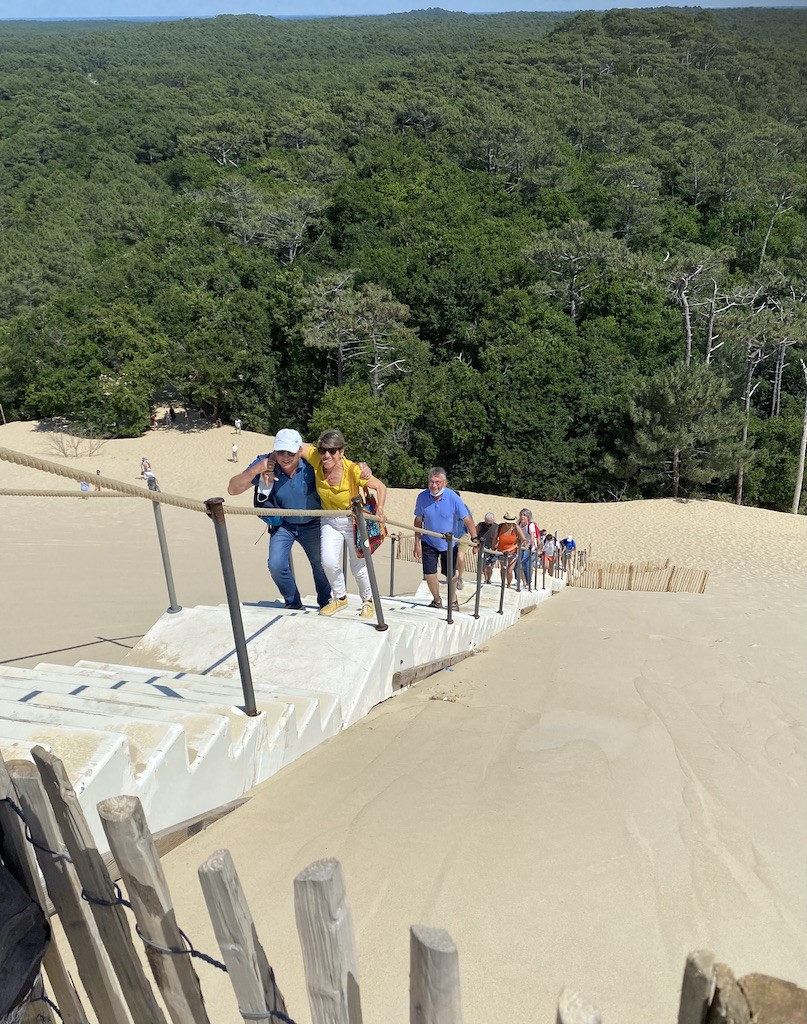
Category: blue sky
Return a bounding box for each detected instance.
[2,0,803,23]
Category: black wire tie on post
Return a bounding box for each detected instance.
[240,1011,298,1023]
[0,796,72,862]
[81,883,131,909]
[134,924,228,972]
[35,993,64,1021]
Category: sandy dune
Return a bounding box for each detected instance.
[1,419,805,1021]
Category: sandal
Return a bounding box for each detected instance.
[428,599,444,608]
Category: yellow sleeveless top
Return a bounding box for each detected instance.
[307,449,364,511]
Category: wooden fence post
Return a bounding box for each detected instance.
[198,848,289,1023]
[294,858,362,1024]
[30,747,168,1024]
[677,949,715,1024]
[7,761,130,1024]
[409,925,462,1024]
[0,753,89,1024]
[556,987,601,1024]
[98,795,212,1024]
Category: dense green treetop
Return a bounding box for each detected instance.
[0,7,805,510]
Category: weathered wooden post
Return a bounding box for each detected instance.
[8,761,130,1024]
[198,849,289,1024]
[556,987,601,1024]
[30,747,168,1024]
[98,795,212,1024]
[410,925,462,1024]
[0,754,89,1024]
[677,949,715,1024]
[294,858,362,1024]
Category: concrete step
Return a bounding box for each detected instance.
[0,718,129,802]
[0,582,564,852]
[42,660,341,759]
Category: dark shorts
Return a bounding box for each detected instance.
[422,540,458,577]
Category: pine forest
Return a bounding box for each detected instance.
[0,7,805,510]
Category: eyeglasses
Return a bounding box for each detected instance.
[275,450,296,456]
[318,447,341,455]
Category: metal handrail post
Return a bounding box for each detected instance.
[150,499,181,613]
[542,556,547,590]
[515,545,522,593]
[473,544,484,619]
[498,554,506,615]
[389,533,397,598]
[351,498,388,632]
[445,533,455,625]
[204,498,258,717]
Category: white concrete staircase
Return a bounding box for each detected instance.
[0,576,564,849]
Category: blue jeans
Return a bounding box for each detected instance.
[520,549,533,584]
[268,523,332,609]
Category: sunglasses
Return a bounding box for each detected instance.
[318,447,341,455]
[275,449,296,456]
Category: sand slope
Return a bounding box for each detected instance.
[1,419,805,1021]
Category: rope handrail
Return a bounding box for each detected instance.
[0,445,476,545]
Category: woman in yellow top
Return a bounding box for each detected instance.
[300,429,388,619]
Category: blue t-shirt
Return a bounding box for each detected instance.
[414,488,469,552]
[249,455,321,527]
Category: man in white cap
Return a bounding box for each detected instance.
[228,428,331,611]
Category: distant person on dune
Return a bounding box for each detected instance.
[94,469,102,492]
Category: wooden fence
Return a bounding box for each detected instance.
[570,559,709,594]
[0,747,764,1024]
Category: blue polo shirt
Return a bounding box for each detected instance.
[249,455,321,527]
[414,488,469,552]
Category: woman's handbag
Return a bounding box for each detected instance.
[353,489,387,558]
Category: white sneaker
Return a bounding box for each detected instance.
[455,577,464,590]
[359,599,374,619]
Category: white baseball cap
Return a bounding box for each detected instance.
[273,428,303,453]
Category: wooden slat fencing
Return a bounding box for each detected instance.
[571,559,708,594]
[0,746,771,1024]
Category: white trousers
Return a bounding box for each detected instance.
[320,515,372,601]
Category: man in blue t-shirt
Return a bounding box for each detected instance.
[413,467,478,610]
[228,428,331,611]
